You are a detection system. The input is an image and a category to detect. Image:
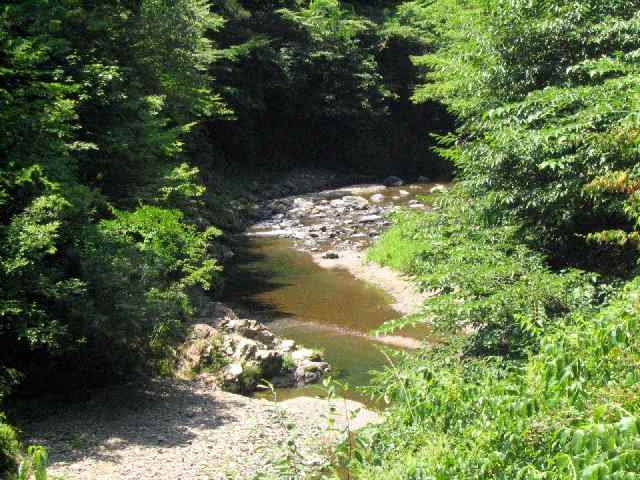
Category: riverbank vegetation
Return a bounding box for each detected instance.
[3,0,640,478]
[352,0,640,478]
[0,0,449,475]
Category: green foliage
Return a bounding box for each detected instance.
[408,0,640,259]
[0,0,227,391]
[346,277,640,479]
[369,198,598,356]
[16,446,48,480]
[207,0,451,175]
[277,0,389,118]
[356,1,640,479]
[0,415,20,478]
[2,0,448,393]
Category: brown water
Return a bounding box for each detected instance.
[224,183,442,402]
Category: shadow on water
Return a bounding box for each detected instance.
[223,235,427,404]
[225,236,400,331]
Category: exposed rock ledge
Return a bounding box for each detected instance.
[178,302,330,393]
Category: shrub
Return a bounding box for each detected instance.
[370,198,598,356]
[346,276,640,479]
[0,416,19,478]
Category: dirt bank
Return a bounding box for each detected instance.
[312,249,427,316]
[18,379,379,480]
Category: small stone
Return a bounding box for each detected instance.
[293,197,314,210]
[370,193,385,203]
[231,337,259,360]
[291,348,322,363]
[255,350,283,377]
[322,251,339,259]
[295,361,330,385]
[399,190,410,196]
[226,319,249,332]
[223,362,243,380]
[190,324,215,340]
[359,214,382,223]
[430,184,448,194]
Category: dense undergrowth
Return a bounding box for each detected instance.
[346,0,640,478]
[4,0,640,478]
[0,0,450,476]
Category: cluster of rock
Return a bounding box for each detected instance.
[178,302,330,394]
[249,177,447,254]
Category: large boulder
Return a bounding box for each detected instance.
[295,361,330,386]
[383,176,404,187]
[255,349,284,377]
[179,303,331,393]
[226,335,259,361]
[341,196,369,210]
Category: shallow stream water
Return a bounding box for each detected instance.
[223,183,440,403]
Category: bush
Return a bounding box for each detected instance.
[345,276,640,479]
[369,197,598,356]
[0,416,19,478]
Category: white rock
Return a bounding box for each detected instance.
[248,229,293,238]
[279,339,296,352]
[359,214,382,223]
[341,196,369,210]
[223,362,243,379]
[291,348,321,363]
[293,197,314,210]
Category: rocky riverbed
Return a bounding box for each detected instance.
[247,178,446,316]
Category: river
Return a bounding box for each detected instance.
[223,182,441,403]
